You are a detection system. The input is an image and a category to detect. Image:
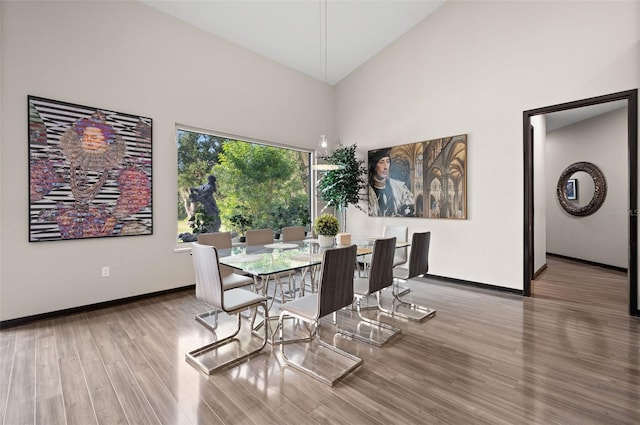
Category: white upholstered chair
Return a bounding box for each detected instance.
[186,243,268,374]
[381,225,410,296]
[359,225,408,278]
[196,232,254,330]
[383,225,408,268]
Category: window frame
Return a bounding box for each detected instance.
[175,124,315,244]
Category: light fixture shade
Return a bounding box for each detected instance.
[313,135,343,171]
[313,163,342,171]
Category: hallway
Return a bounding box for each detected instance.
[532,255,628,312]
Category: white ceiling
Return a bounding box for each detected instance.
[140,0,446,85]
[140,0,626,126]
[545,100,627,132]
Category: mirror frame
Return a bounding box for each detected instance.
[556,161,607,216]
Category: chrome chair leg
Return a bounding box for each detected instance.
[381,279,436,322]
[338,297,401,347]
[196,308,219,330]
[278,311,363,386]
[393,282,411,296]
[186,301,269,375]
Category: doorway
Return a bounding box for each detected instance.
[523,89,638,316]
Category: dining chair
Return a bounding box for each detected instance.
[245,228,275,245]
[186,243,268,374]
[390,231,436,321]
[358,225,408,279]
[277,244,362,386]
[382,225,411,296]
[281,226,306,242]
[383,225,408,267]
[340,237,401,346]
[245,228,295,303]
[282,225,315,295]
[196,232,254,330]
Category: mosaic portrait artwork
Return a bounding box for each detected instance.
[368,134,467,219]
[28,96,153,242]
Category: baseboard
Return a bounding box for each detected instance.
[425,274,523,295]
[0,284,195,330]
[533,263,548,280]
[546,252,627,273]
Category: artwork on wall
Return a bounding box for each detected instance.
[28,96,152,242]
[368,134,467,219]
[565,178,577,200]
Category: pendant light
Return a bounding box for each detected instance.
[313,1,341,172]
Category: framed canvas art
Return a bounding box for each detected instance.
[368,134,467,219]
[28,96,153,242]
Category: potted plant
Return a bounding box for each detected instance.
[317,142,367,231]
[229,213,252,242]
[314,213,339,247]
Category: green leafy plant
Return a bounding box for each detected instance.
[295,203,311,230]
[270,204,290,234]
[229,212,252,237]
[214,142,306,230]
[313,213,339,237]
[188,207,216,234]
[317,142,367,212]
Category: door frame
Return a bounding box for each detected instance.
[523,89,638,316]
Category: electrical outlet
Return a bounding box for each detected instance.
[101,266,110,278]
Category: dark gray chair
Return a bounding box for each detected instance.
[186,243,268,375]
[278,244,362,386]
[391,231,436,321]
[340,237,401,346]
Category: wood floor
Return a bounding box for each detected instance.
[1,257,638,425]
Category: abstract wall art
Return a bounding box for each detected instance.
[28,96,153,241]
[368,134,467,219]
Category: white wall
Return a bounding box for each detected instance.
[0,0,334,321]
[532,115,546,275]
[336,0,639,289]
[545,108,628,268]
[2,1,639,321]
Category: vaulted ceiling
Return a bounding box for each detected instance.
[140,0,446,85]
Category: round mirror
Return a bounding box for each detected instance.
[567,171,594,207]
[556,162,607,216]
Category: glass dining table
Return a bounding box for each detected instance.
[216,236,409,343]
[217,239,371,277]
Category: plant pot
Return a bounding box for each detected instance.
[318,235,335,247]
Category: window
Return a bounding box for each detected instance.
[177,128,311,241]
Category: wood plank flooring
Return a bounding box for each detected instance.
[1,257,638,425]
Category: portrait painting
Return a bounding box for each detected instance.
[28,96,153,242]
[368,134,467,219]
